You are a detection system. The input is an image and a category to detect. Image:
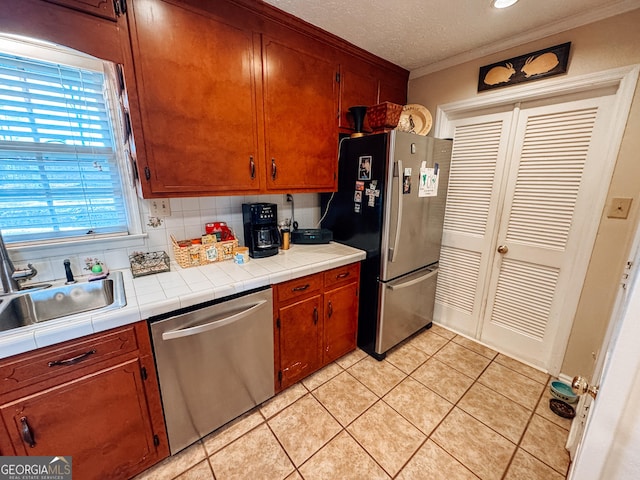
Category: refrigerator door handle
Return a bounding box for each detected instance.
[389,159,403,262]
[387,267,438,291]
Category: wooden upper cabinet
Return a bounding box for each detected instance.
[42,0,121,21]
[262,36,339,192]
[125,0,407,197]
[127,0,263,196]
[338,65,379,131]
[338,63,409,135]
[379,74,408,106]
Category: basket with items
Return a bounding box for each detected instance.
[171,222,239,268]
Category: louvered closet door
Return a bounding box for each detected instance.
[480,94,615,368]
[434,111,514,336]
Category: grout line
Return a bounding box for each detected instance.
[151,327,571,480]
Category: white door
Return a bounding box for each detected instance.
[480,95,615,369]
[568,221,640,479]
[434,66,638,372]
[434,110,514,337]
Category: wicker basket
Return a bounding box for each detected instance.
[129,251,170,277]
[171,234,238,268]
[367,101,404,132]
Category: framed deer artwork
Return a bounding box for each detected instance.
[478,42,571,92]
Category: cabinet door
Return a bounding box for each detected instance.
[42,0,119,21]
[1,358,161,480]
[262,36,338,192]
[323,282,359,364]
[129,0,263,195]
[378,74,408,105]
[338,65,379,131]
[278,295,323,390]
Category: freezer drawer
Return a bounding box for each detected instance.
[376,266,438,355]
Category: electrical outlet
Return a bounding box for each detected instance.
[150,199,171,217]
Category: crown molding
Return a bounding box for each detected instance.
[410,0,640,79]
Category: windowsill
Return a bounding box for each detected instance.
[8,234,148,259]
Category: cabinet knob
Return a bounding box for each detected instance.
[271,158,277,180]
[497,245,509,254]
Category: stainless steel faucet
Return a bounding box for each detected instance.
[0,231,37,295]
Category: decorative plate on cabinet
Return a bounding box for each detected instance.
[397,104,432,135]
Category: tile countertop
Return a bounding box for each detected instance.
[0,242,366,360]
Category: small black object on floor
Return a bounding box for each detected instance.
[549,398,576,419]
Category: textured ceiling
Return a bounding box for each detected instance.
[262,0,640,78]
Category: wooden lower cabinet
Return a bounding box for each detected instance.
[323,280,359,364]
[278,294,323,389]
[0,321,168,479]
[274,262,360,392]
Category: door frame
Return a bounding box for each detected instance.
[567,218,640,478]
[434,64,639,374]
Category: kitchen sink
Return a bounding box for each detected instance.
[0,271,126,332]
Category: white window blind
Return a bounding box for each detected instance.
[0,50,127,243]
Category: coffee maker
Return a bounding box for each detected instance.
[242,203,281,258]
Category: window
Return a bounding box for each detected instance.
[0,36,133,244]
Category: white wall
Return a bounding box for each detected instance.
[408,9,640,378]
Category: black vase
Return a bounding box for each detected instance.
[349,106,367,138]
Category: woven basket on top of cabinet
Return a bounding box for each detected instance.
[367,101,404,132]
[171,234,238,268]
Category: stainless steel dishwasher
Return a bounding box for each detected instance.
[149,286,274,455]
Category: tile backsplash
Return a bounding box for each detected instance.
[10,193,322,283]
[144,193,320,252]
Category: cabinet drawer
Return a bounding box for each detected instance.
[324,263,360,289]
[276,273,323,305]
[0,325,139,396]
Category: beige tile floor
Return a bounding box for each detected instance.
[134,324,572,480]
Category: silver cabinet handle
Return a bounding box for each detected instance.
[162,300,267,340]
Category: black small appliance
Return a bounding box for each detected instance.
[291,228,333,244]
[242,203,280,258]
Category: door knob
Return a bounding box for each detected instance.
[497,245,509,254]
[572,375,598,399]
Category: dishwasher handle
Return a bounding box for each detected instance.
[162,300,268,340]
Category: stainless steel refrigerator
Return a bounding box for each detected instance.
[321,131,451,359]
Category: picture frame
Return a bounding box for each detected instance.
[358,155,372,180]
[478,42,571,92]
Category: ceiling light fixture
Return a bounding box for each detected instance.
[492,0,519,8]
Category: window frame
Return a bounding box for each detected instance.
[0,34,144,252]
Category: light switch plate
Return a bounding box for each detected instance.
[150,199,171,217]
[607,197,632,219]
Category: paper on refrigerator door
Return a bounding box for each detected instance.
[419,161,439,197]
